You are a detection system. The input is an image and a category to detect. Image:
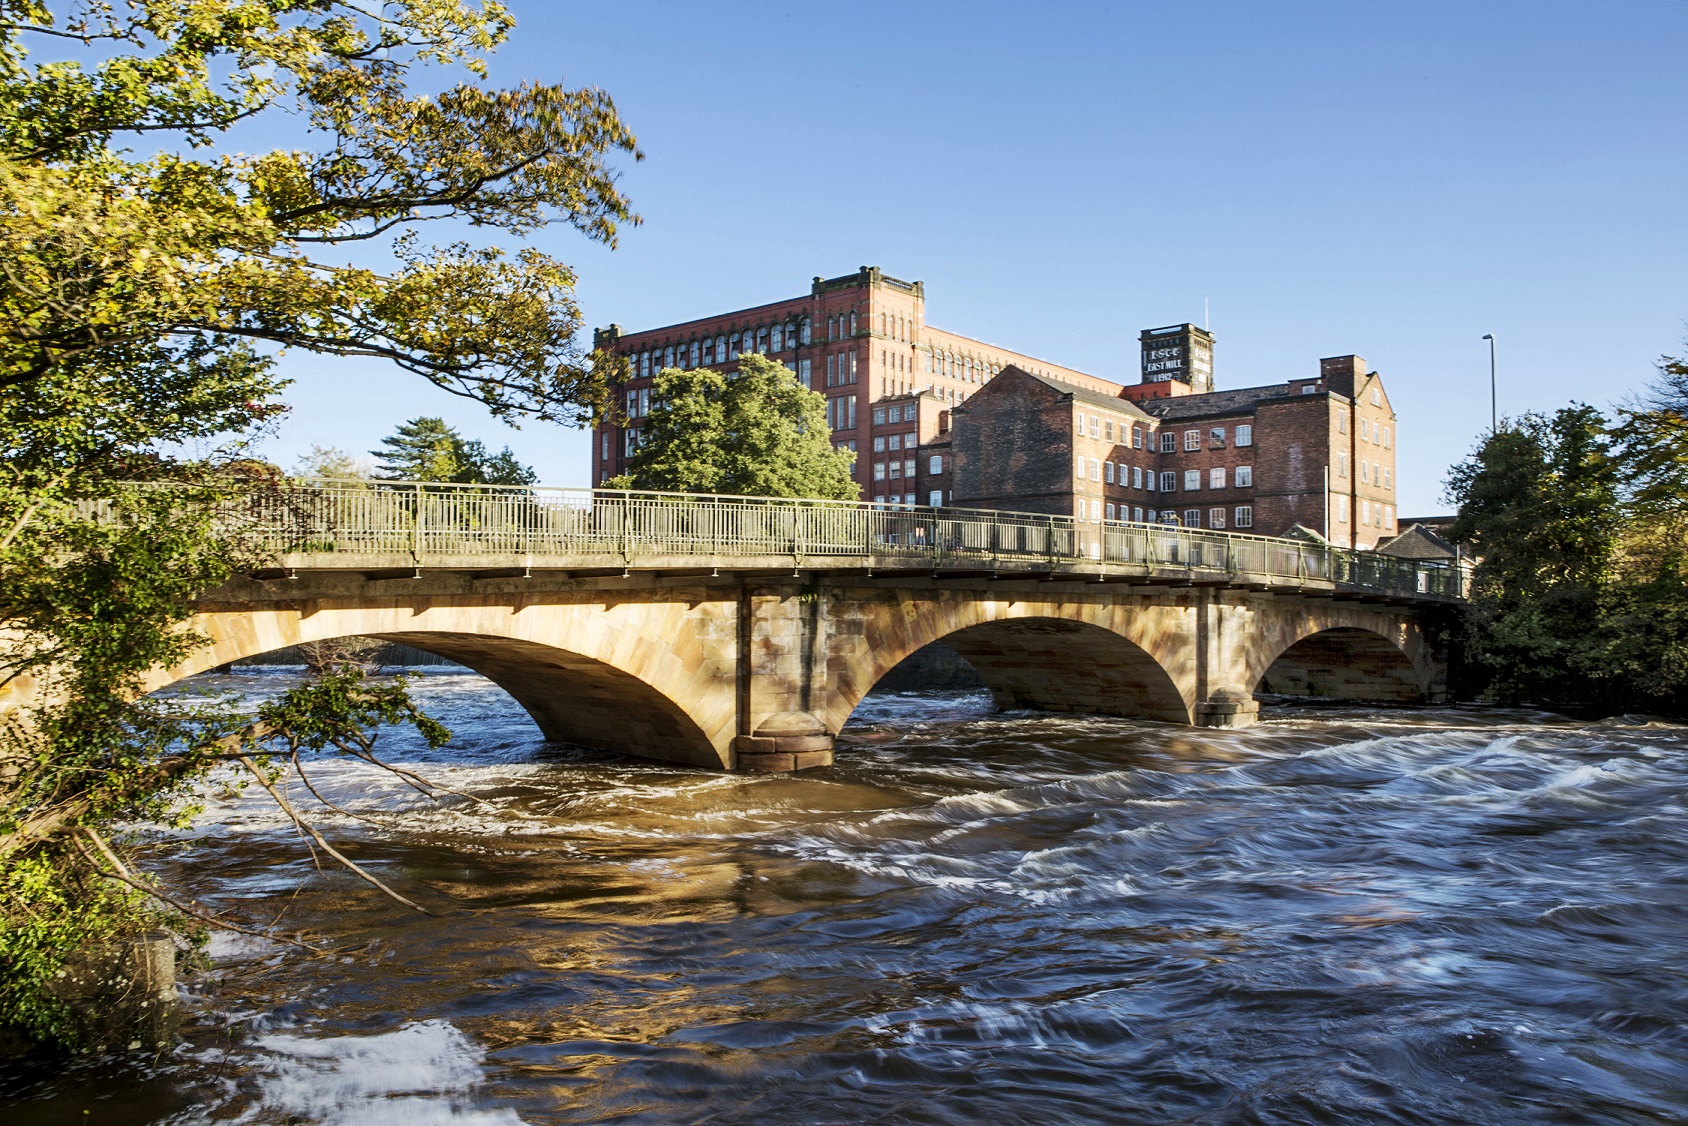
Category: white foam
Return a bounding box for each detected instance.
[222,1020,525,1125]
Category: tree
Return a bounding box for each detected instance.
[0,0,635,1050]
[1445,396,1688,712]
[372,416,536,485]
[295,444,373,479]
[617,355,858,499]
[1,0,640,423]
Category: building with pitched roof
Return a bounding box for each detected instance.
[591,267,1404,549]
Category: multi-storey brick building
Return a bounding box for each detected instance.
[591,267,1402,550]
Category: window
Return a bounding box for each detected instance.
[872,408,886,426]
[716,335,726,361]
[625,389,637,417]
[1184,469,1201,491]
[601,432,610,459]
[1209,508,1226,529]
[1076,453,1086,480]
[890,405,903,423]
[1360,418,1371,442]
[1210,467,1226,489]
[1361,500,1372,526]
[904,458,915,478]
[1210,427,1226,447]
[771,324,783,352]
[800,318,811,345]
[1184,509,1201,527]
[929,455,943,475]
[930,490,944,507]
[1160,431,1175,453]
[1337,453,1348,478]
[849,312,857,334]
[1360,460,1370,484]
[888,434,901,451]
[1075,412,1086,435]
[1105,421,1114,442]
[1132,465,1143,489]
[1335,495,1349,522]
[1184,429,1201,451]
[1236,424,1252,447]
[849,352,858,382]
[1158,471,1174,492]
[1383,468,1392,489]
[1105,462,1115,484]
[799,358,812,387]
[905,432,917,450]
[888,460,901,478]
[873,463,886,481]
[639,388,650,416]
[1338,410,1348,434]
[623,430,638,457]
[848,398,857,428]
[1090,458,1101,481]
[1235,506,1253,528]
[1371,388,1382,406]
[729,332,740,359]
[1132,427,1143,449]
[872,436,885,452]
[1235,465,1253,488]
[1302,384,1316,394]
[1133,507,1144,522]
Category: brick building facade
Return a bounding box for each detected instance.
[592,267,1402,550]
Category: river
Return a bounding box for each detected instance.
[5,668,1688,1124]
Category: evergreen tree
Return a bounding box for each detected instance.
[371,418,536,485]
[618,355,857,499]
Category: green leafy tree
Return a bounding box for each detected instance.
[618,355,858,499]
[371,416,536,484]
[1446,401,1688,710]
[0,0,634,1050]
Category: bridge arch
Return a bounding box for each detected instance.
[153,601,735,768]
[819,593,1193,734]
[1246,618,1434,704]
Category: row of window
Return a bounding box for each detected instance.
[872,403,917,426]
[1075,457,1254,492]
[1332,453,1395,490]
[1074,413,1256,451]
[1335,409,1393,447]
[872,454,945,481]
[873,492,944,508]
[871,432,920,453]
[1074,501,1255,530]
[1330,496,1396,529]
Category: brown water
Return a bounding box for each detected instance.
[5,669,1688,1124]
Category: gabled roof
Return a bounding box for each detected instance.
[1376,523,1459,561]
[1003,366,1157,424]
[1135,383,1310,421]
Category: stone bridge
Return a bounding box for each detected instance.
[104,482,1464,771]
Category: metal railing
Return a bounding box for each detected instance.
[134,478,1469,601]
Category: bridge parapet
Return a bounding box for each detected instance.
[122,479,1468,604]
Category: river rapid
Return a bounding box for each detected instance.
[6,668,1688,1124]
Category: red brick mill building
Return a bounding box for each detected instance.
[593,266,1402,549]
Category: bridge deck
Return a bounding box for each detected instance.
[126,479,1467,606]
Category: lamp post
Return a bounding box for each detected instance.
[1482,333,1496,434]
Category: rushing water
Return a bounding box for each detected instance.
[6,668,1688,1124]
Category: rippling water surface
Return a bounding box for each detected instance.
[7,669,1688,1124]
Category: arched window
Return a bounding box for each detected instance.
[879,311,887,335]
[756,326,768,353]
[849,311,857,335]
[786,322,797,349]
[715,334,726,360]
[701,337,713,365]
[663,345,674,368]
[800,317,812,345]
[729,332,740,359]
[827,315,836,341]
[690,340,701,367]
[771,323,783,353]
[639,351,650,378]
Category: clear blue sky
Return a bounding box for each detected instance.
[263,0,1688,517]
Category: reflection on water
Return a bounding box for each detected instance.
[6,669,1688,1124]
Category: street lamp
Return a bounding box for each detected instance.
[1482,333,1496,434]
